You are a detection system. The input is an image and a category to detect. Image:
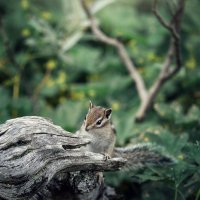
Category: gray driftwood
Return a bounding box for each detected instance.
[0,116,125,200]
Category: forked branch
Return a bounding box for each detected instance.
[135,0,185,121]
[80,0,185,121]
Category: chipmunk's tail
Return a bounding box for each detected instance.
[113,143,175,170]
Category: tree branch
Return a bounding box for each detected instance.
[135,0,185,121]
[152,0,185,87]
[80,0,148,102]
[80,0,185,121]
[152,0,179,40]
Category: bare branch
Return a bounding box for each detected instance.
[152,0,185,81]
[152,0,171,31]
[135,44,174,121]
[80,0,185,121]
[152,0,179,40]
[135,0,185,121]
[80,0,148,102]
[171,0,185,28]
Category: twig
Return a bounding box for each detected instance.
[152,0,184,88]
[80,0,148,102]
[152,0,179,40]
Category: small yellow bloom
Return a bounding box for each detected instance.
[186,56,196,69]
[111,102,120,111]
[45,59,57,70]
[88,74,100,82]
[88,89,96,97]
[57,71,67,85]
[144,137,149,142]
[147,52,157,62]
[41,11,52,20]
[178,154,184,160]
[21,28,31,37]
[21,0,29,9]
[71,91,85,100]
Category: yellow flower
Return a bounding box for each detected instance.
[147,52,157,62]
[45,59,57,70]
[87,74,100,82]
[21,28,31,37]
[41,11,52,20]
[57,71,67,85]
[71,91,85,100]
[186,56,196,70]
[144,137,149,142]
[88,89,96,97]
[111,102,120,111]
[178,154,184,160]
[21,0,29,9]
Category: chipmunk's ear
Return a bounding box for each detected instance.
[105,108,112,119]
[89,100,94,110]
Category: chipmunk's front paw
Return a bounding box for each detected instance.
[102,153,111,161]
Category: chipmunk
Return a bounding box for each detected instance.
[77,101,116,159]
[76,101,174,169]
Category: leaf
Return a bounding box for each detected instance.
[145,131,189,156]
[61,32,84,52]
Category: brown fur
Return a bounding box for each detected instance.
[82,103,116,157]
[85,106,105,128]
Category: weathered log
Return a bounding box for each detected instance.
[0,116,125,200]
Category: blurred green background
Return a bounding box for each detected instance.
[0,0,200,199]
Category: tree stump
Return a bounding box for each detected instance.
[0,116,125,200]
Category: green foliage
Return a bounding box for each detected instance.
[0,0,200,199]
[117,102,200,199]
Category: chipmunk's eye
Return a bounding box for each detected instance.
[96,119,102,125]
